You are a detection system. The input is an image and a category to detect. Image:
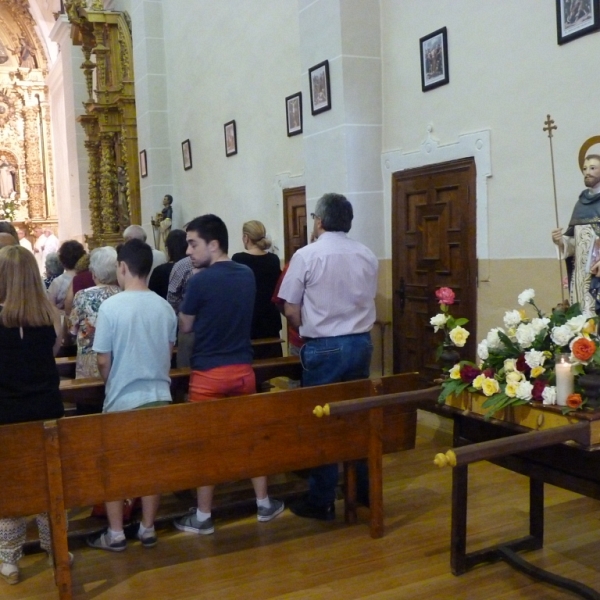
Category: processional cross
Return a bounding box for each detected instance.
[543,114,565,303]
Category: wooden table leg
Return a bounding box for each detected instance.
[368,407,384,539]
[450,464,468,575]
[344,461,357,524]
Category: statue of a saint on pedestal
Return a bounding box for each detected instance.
[151,194,173,251]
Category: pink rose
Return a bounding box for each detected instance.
[436,287,455,305]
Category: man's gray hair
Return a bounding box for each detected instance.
[123,224,147,242]
[314,193,353,233]
[45,252,64,277]
[90,246,118,285]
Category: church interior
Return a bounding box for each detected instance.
[4,0,600,598]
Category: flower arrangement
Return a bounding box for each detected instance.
[431,287,470,358]
[433,287,600,417]
[0,195,24,221]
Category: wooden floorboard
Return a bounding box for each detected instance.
[6,419,600,599]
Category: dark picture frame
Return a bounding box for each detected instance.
[419,27,449,92]
[308,60,331,115]
[556,0,600,44]
[285,92,303,136]
[182,139,192,170]
[139,149,147,178]
[224,120,237,157]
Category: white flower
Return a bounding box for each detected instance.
[486,328,505,350]
[551,324,573,347]
[531,317,550,335]
[524,350,546,369]
[504,358,517,372]
[516,380,533,401]
[503,310,522,328]
[542,386,557,405]
[518,289,535,306]
[430,313,448,332]
[515,322,536,348]
[477,340,489,361]
[566,315,587,333]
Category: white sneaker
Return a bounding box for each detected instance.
[0,562,19,585]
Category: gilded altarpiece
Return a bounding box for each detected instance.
[0,1,56,235]
[65,0,140,248]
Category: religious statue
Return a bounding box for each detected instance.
[552,154,600,317]
[13,37,37,69]
[151,194,173,251]
[0,155,16,200]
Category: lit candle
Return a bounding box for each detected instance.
[555,356,574,406]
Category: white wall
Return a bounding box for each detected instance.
[381,0,598,261]
[158,0,304,256]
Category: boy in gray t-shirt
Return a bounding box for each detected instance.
[88,239,177,553]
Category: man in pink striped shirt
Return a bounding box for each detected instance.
[278,193,378,521]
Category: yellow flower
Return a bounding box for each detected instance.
[505,381,519,398]
[584,319,597,335]
[519,309,527,320]
[472,374,485,389]
[504,358,516,372]
[481,378,500,397]
[449,326,469,347]
[530,366,545,378]
[449,364,461,379]
[506,370,523,384]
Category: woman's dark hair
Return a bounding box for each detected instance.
[165,229,188,262]
[58,240,86,270]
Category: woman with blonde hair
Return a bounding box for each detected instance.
[232,220,282,358]
[0,245,65,585]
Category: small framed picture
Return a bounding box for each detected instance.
[419,27,449,92]
[182,139,192,170]
[139,150,147,178]
[556,0,600,44]
[285,92,303,137]
[224,120,237,157]
[309,60,331,115]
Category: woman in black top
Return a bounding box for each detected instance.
[0,245,65,585]
[149,229,188,299]
[232,220,282,359]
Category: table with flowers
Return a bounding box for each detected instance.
[430,288,600,597]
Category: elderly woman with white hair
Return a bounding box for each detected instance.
[68,246,120,379]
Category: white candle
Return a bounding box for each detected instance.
[555,358,574,406]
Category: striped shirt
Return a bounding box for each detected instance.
[278,231,378,339]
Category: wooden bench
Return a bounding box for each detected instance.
[59,355,302,410]
[5,373,435,600]
[56,338,285,379]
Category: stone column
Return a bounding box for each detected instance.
[298,0,383,256]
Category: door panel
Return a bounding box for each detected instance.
[392,158,477,383]
[283,187,307,262]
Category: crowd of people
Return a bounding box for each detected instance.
[0,192,379,585]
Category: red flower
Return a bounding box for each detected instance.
[436,287,455,306]
[460,364,481,383]
[572,337,596,362]
[516,355,531,375]
[482,368,495,378]
[566,393,582,409]
[531,378,547,401]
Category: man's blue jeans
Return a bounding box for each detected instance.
[300,333,373,507]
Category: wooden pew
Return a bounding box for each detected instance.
[26,372,431,599]
[59,355,302,410]
[56,338,286,379]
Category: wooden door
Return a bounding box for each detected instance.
[392,158,476,382]
[283,187,307,262]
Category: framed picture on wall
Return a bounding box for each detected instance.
[556,0,600,44]
[419,27,449,92]
[182,139,192,170]
[224,120,237,156]
[139,150,147,178]
[309,60,331,115]
[285,92,303,136]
